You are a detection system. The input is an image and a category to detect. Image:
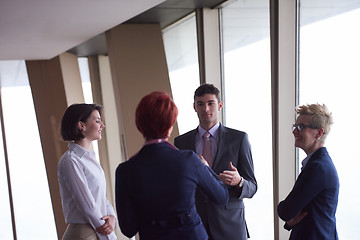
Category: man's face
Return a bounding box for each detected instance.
[193,93,223,129]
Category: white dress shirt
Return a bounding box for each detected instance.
[58,142,117,240]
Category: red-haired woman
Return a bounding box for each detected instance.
[115,91,228,240]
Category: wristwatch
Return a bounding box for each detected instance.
[238,177,245,188]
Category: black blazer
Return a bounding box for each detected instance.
[174,124,257,240]
[115,141,229,240]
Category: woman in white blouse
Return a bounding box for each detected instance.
[58,103,117,240]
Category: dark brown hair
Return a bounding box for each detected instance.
[194,83,221,102]
[61,103,102,141]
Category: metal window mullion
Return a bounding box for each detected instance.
[195,8,206,85]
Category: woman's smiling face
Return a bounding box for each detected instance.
[81,110,105,141]
[293,115,319,154]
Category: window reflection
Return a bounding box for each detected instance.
[299,1,360,238]
[221,0,273,239]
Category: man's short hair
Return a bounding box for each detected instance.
[194,83,221,102]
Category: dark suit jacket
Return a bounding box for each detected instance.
[174,124,257,240]
[115,141,229,240]
[277,147,339,240]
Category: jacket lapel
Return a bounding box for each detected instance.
[187,128,198,152]
[212,124,227,170]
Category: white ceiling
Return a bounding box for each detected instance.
[0,0,165,61]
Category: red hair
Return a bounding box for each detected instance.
[136,91,178,139]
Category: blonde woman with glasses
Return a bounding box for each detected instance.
[278,103,339,240]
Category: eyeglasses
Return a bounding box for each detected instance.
[292,123,318,132]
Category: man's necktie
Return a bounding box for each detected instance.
[202,131,213,167]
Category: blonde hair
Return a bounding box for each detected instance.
[296,103,333,141]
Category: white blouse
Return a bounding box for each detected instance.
[58,142,117,240]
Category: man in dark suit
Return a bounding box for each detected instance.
[174,83,257,240]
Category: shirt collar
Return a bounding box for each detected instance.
[68,142,95,159]
[198,122,220,138]
[301,151,315,169]
[143,139,166,146]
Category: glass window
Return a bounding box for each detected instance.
[163,14,200,134]
[0,122,13,240]
[221,0,273,239]
[299,1,360,238]
[78,57,94,104]
[0,60,57,239]
[78,57,100,162]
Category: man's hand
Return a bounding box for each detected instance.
[219,162,241,186]
[96,215,116,235]
[287,211,308,227]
